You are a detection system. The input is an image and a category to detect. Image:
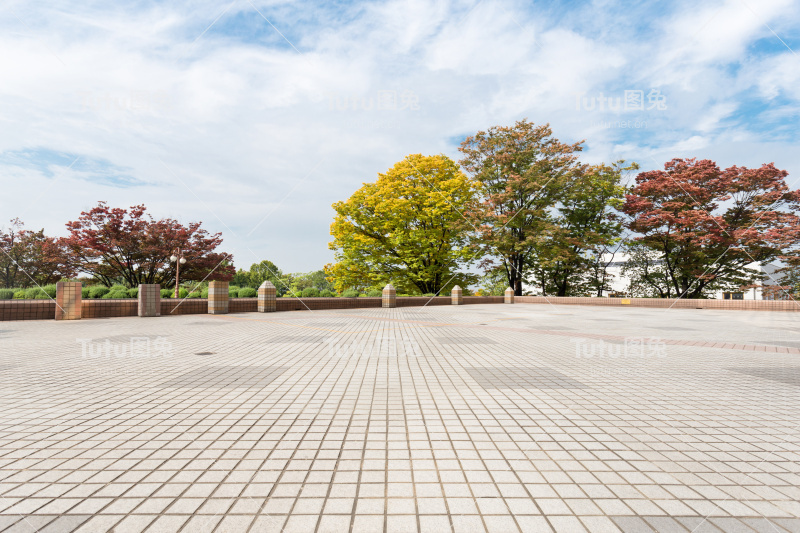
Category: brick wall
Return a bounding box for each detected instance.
[1,294,793,321]
[0,300,56,321]
[161,299,208,315]
[82,299,139,319]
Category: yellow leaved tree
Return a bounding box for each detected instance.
[327,154,479,294]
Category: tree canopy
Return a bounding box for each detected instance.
[622,158,800,298]
[64,202,234,287]
[328,154,479,294]
[0,218,74,288]
[529,161,635,296]
[459,119,584,295]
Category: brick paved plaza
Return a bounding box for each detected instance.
[0,304,799,532]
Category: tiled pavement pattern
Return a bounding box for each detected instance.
[0,304,799,533]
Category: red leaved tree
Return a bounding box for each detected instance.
[63,202,234,287]
[622,158,800,298]
[0,218,75,288]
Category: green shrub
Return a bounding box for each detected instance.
[184,286,202,298]
[89,286,110,299]
[103,288,129,299]
[21,284,58,299]
[319,289,335,297]
[228,285,240,297]
[423,293,435,297]
[24,287,40,299]
[128,287,139,298]
[0,289,15,300]
[178,288,188,298]
[13,289,27,299]
[238,287,257,298]
[301,287,320,298]
[160,289,172,298]
[201,287,209,298]
[341,289,359,298]
[81,287,90,298]
[366,289,382,297]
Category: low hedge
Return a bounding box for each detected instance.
[2,286,449,300]
[238,287,257,298]
[89,286,110,299]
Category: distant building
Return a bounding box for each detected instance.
[710,262,781,300]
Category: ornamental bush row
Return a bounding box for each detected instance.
[2,285,59,300]
[0,285,444,299]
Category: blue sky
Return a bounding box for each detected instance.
[1,0,799,273]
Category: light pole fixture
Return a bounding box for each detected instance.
[170,248,187,298]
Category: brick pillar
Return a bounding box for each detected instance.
[208,281,229,315]
[382,283,396,308]
[504,287,515,304]
[55,281,81,320]
[138,284,161,317]
[451,285,463,305]
[258,280,276,312]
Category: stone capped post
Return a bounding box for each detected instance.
[504,287,515,304]
[208,280,229,315]
[451,285,463,305]
[382,283,396,308]
[138,284,161,317]
[258,280,277,312]
[55,281,82,320]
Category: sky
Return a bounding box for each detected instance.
[1,0,799,274]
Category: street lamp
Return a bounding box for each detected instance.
[170,248,187,298]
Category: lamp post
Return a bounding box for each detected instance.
[170,249,187,299]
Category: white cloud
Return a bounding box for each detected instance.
[0,0,798,273]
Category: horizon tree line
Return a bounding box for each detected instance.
[3,119,799,299]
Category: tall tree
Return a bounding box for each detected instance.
[64,202,234,287]
[459,119,584,295]
[328,154,478,294]
[622,158,800,298]
[529,162,634,296]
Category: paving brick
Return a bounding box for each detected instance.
[0,304,798,532]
